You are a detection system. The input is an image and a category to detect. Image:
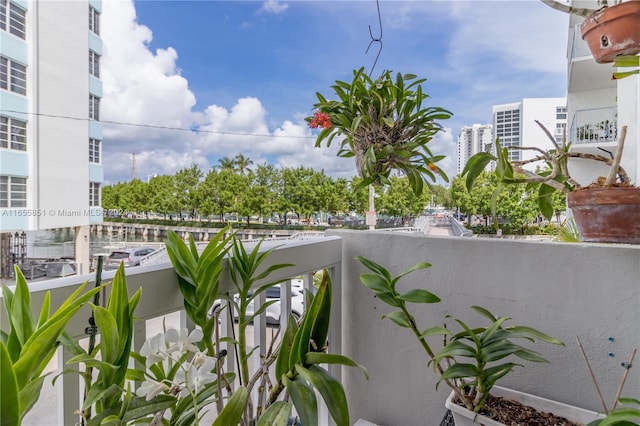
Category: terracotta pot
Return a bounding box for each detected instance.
[580,0,640,63]
[567,186,640,244]
[445,387,602,426]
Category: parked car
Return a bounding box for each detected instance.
[104,247,156,269]
[211,281,306,325]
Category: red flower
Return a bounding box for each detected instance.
[309,111,331,129]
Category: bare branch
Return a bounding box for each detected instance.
[539,0,595,18]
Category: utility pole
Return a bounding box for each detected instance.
[131,152,136,180]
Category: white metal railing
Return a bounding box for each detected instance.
[570,106,618,144]
[570,23,593,61]
[1,236,342,426]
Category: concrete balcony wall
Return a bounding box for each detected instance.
[331,230,640,426]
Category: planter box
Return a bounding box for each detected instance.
[445,387,603,426]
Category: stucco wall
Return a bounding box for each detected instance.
[329,230,640,426]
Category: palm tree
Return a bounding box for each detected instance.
[218,156,236,171]
[234,154,253,175]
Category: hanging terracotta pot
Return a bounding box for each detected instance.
[580,0,640,63]
[567,186,640,243]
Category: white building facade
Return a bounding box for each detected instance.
[1,0,104,273]
[492,98,567,169]
[456,123,493,175]
[565,0,639,186]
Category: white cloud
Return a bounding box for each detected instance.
[258,0,289,15]
[101,0,336,183]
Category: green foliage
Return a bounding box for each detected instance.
[310,67,452,195]
[165,226,234,355]
[1,266,103,425]
[461,137,573,222]
[612,55,640,80]
[588,398,640,426]
[431,306,564,412]
[164,230,366,425]
[357,256,563,412]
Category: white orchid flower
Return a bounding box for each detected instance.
[165,327,203,355]
[140,332,170,367]
[137,379,170,401]
[174,355,217,397]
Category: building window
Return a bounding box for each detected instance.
[0,115,26,151]
[89,182,100,207]
[556,106,567,120]
[89,138,100,163]
[89,95,100,120]
[0,55,27,95]
[0,0,26,39]
[0,175,26,207]
[89,6,99,35]
[89,50,100,78]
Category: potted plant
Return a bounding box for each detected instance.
[462,120,640,243]
[356,256,604,426]
[540,0,640,63]
[1,229,366,426]
[307,67,452,226]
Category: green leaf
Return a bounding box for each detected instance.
[507,326,564,346]
[9,268,35,347]
[462,152,495,191]
[212,386,248,426]
[92,305,119,365]
[295,365,350,426]
[439,363,480,381]
[0,341,20,426]
[18,375,47,420]
[420,326,451,338]
[359,273,390,294]
[397,289,441,304]
[304,352,369,379]
[309,271,332,353]
[275,313,298,380]
[381,310,412,328]
[283,374,318,426]
[256,401,292,426]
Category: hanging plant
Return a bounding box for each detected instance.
[308,67,452,195]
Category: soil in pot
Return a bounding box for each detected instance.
[475,394,583,426]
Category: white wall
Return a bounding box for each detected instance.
[521,98,566,165]
[30,1,90,229]
[331,230,640,426]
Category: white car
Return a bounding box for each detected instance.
[212,281,305,325]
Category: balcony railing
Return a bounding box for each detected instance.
[2,236,342,426]
[570,23,593,61]
[570,106,618,144]
[3,231,639,426]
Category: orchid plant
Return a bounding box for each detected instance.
[308,67,452,196]
[357,255,564,413]
[1,227,365,426]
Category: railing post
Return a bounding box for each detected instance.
[57,346,82,426]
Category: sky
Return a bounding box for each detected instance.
[100,0,569,185]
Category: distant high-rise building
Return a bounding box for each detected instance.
[457,124,493,175]
[1,0,104,273]
[492,98,567,170]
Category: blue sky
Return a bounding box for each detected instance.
[101,0,569,184]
